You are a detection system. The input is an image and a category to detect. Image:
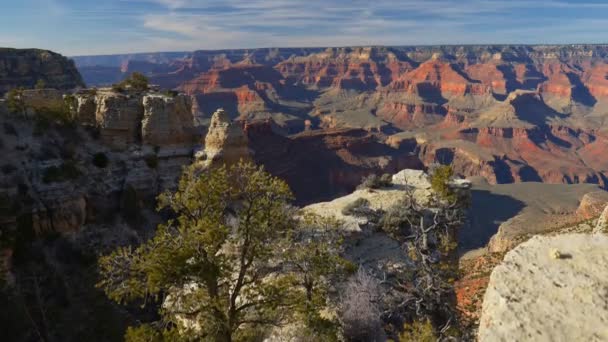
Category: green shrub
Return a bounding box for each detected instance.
[42,161,81,183]
[144,154,158,169]
[163,90,179,97]
[6,88,25,115]
[357,173,392,190]
[398,319,437,342]
[342,198,371,216]
[430,165,456,202]
[112,72,149,93]
[92,152,109,168]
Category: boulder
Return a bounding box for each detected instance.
[478,234,608,342]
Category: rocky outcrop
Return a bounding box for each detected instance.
[576,191,608,219]
[478,234,608,342]
[20,89,65,116]
[94,92,144,148]
[595,205,608,233]
[197,108,251,169]
[141,94,195,146]
[72,89,196,149]
[0,48,84,95]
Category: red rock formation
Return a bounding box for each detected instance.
[245,120,424,204]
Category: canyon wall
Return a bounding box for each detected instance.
[0,48,84,95]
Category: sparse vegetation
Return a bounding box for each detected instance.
[163,89,179,97]
[92,152,109,168]
[6,88,26,115]
[430,164,456,202]
[340,268,385,341]
[398,319,437,342]
[112,72,149,93]
[341,197,371,216]
[357,173,393,190]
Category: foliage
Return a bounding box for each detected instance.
[42,161,81,183]
[357,173,393,190]
[98,162,345,341]
[341,197,371,216]
[285,213,353,340]
[113,72,149,93]
[6,88,25,115]
[144,154,158,169]
[92,152,109,168]
[35,79,47,89]
[397,319,437,342]
[380,189,466,338]
[163,90,179,97]
[340,268,385,341]
[430,165,456,202]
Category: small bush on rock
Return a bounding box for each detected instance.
[340,268,384,341]
[357,173,392,190]
[430,164,456,202]
[398,319,437,342]
[341,197,371,216]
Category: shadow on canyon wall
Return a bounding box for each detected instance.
[459,190,526,252]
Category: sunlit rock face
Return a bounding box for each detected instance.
[197,108,252,169]
[478,234,608,342]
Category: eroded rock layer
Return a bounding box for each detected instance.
[73,45,608,189]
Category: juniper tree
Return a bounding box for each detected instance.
[98,162,346,341]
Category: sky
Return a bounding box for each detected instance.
[2,0,608,56]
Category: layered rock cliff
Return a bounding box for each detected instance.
[0,48,84,95]
[73,45,608,189]
[72,89,196,149]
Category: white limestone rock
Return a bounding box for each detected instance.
[478,233,608,342]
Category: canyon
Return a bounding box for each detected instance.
[3,46,608,341]
[73,45,608,189]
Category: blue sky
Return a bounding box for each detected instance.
[2,0,608,56]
